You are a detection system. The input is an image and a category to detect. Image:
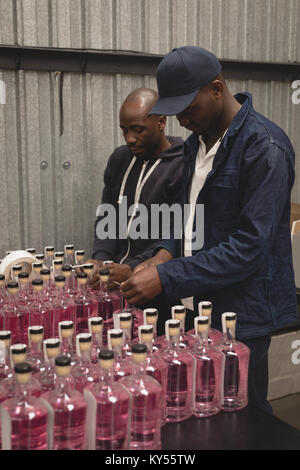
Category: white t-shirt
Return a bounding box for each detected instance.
[181,131,227,311]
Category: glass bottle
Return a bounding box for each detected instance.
[118,312,133,358]
[54,251,65,263]
[74,272,98,335]
[38,338,61,392]
[0,275,7,330]
[143,308,166,353]
[88,317,104,364]
[35,254,45,263]
[191,316,224,418]
[52,259,63,277]
[0,330,13,380]
[84,349,131,450]
[58,321,77,366]
[41,355,87,450]
[71,333,95,393]
[216,312,250,412]
[28,279,52,339]
[138,325,168,425]
[95,270,114,346]
[187,301,223,346]
[107,329,133,381]
[44,246,55,269]
[31,262,43,282]
[27,325,45,375]
[11,265,22,282]
[2,344,42,398]
[64,244,75,266]
[171,305,196,350]
[162,319,195,423]
[0,362,48,450]
[40,268,55,300]
[2,282,29,345]
[50,276,76,338]
[120,343,162,450]
[62,265,77,299]
[17,271,31,306]
[75,250,85,266]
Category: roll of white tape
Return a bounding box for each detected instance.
[0,251,37,281]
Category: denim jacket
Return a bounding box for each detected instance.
[156,92,297,340]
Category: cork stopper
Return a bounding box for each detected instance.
[7,281,19,295]
[64,245,74,254]
[54,252,65,260]
[32,279,43,292]
[75,250,85,263]
[99,269,109,282]
[132,343,147,363]
[33,262,43,273]
[55,355,71,377]
[221,312,237,334]
[28,325,44,344]
[198,301,212,317]
[45,246,54,253]
[108,329,124,348]
[143,308,158,325]
[119,312,132,330]
[138,325,154,344]
[62,265,72,278]
[0,331,11,348]
[166,319,180,339]
[194,316,209,333]
[0,274,5,287]
[76,333,92,354]
[18,272,29,285]
[55,275,65,289]
[11,344,27,365]
[171,305,186,322]
[15,362,32,384]
[88,317,103,334]
[99,349,114,370]
[83,264,94,276]
[26,248,36,254]
[76,272,88,285]
[12,265,22,274]
[59,321,74,339]
[35,254,45,261]
[40,268,51,281]
[44,338,60,359]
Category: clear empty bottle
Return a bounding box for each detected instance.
[50,276,76,338]
[96,270,114,346]
[58,320,77,366]
[27,326,45,375]
[2,282,29,345]
[107,329,133,381]
[38,338,61,392]
[0,331,13,380]
[88,317,104,364]
[171,305,196,350]
[191,316,224,418]
[0,362,48,450]
[74,272,98,335]
[41,355,87,450]
[120,343,162,450]
[29,279,52,339]
[84,349,131,450]
[44,246,55,269]
[217,312,250,412]
[162,319,195,423]
[138,325,168,425]
[71,333,95,393]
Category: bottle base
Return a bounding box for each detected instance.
[166,409,192,423]
[193,405,221,418]
[222,400,248,412]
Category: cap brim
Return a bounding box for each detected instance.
[148,88,199,116]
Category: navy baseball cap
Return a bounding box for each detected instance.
[150,46,222,116]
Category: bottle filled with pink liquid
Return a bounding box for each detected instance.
[0,331,13,381]
[71,333,95,393]
[2,282,29,345]
[50,276,76,338]
[84,349,131,450]
[58,320,78,366]
[41,355,87,450]
[107,329,133,381]
[0,362,48,450]
[28,279,52,339]
[120,343,162,450]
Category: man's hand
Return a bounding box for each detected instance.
[120,265,163,305]
[107,263,132,288]
[133,249,174,274]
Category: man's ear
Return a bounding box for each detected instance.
[158,115,167,131]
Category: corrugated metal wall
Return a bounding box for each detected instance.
[0,0,300,257]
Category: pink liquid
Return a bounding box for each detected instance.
[94,394,130,450]
[162,349,194,422]
[75,301,97,335]
[4,312,23,345]
[51,305,76,338]
[29,309,51,339]
[3,398,48,450]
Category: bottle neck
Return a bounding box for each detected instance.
[92,331,102,347]
[224,325,236,344]
[100,280,109,293]
[78,348,91,365]
[132,360,146,380]
[7,292,17,307]
[55,374,71,393]
[111,343,122,360]
[196,330,209,350]
[29,340,43,355]
[168,334,180,350]
[98,366,114,386]
[61,335,73,352]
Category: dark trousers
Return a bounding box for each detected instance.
[242,335,273,414]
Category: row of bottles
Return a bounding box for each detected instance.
[0,301,250,450]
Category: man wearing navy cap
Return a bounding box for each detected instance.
[121,46,297,414]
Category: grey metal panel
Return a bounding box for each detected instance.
[0,0,299,62]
